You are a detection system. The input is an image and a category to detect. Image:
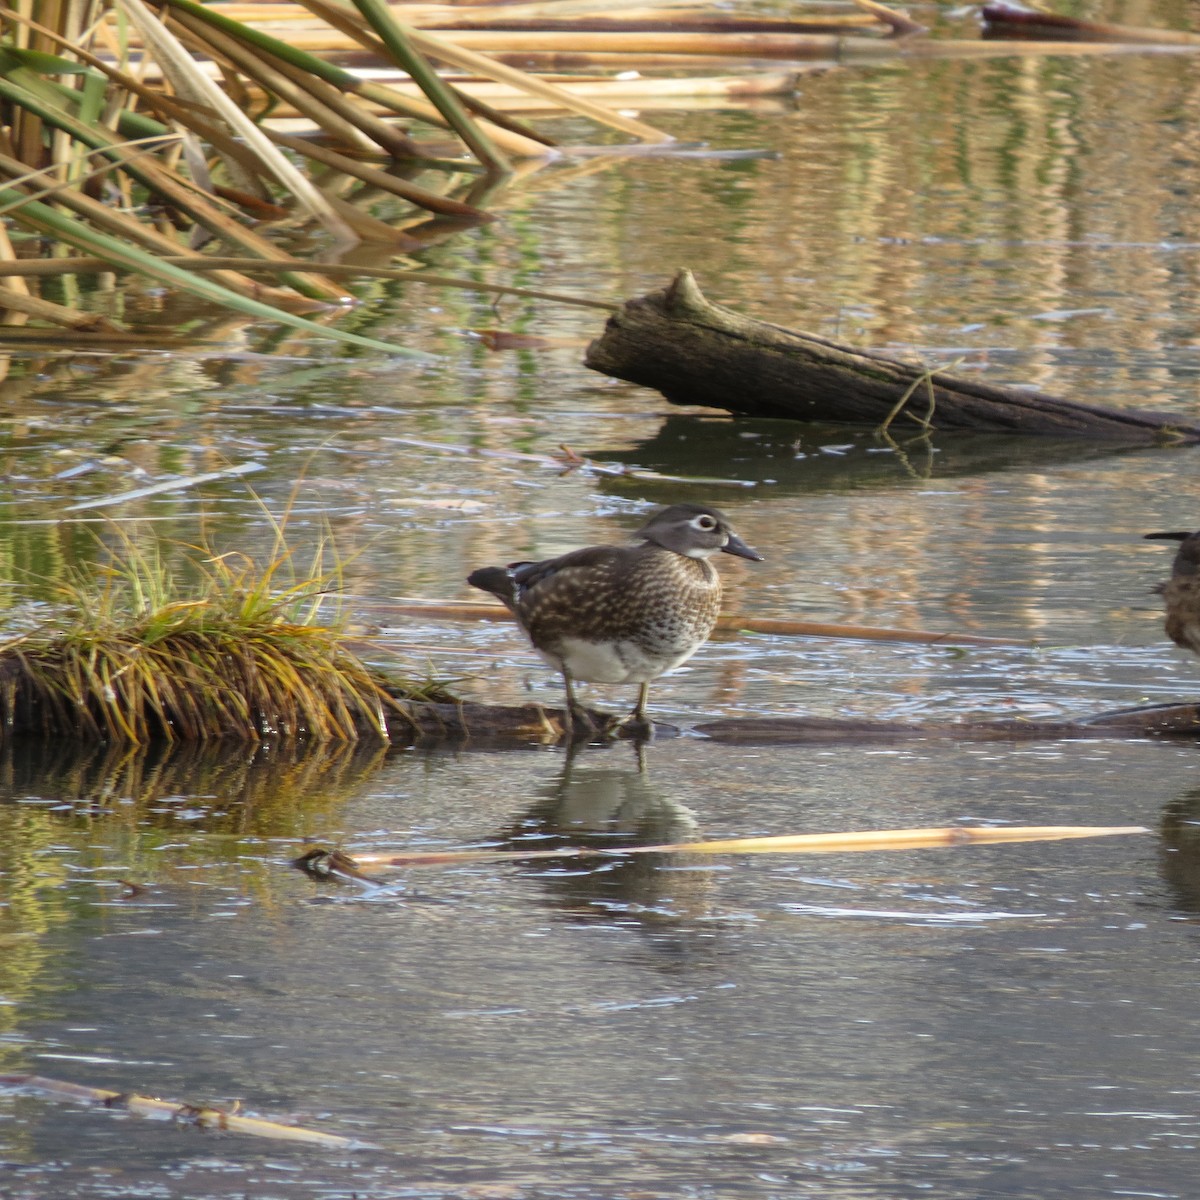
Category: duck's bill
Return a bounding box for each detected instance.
[722,534,764,562]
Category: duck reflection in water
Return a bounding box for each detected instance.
[1159,785,1200,917]
[496,746,724,952]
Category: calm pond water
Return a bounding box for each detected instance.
[6,13,1200,1197]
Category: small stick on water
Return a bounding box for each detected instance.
[299,825,1149,873]
[0,1074,371,1148]
[875,357,965,438]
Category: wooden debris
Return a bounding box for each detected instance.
[0,1074,370,1148]
[981,2,1200,45]
[381,698,1200,745]
[584,270,1200,441]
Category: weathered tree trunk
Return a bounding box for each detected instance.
[584,270,1200,441]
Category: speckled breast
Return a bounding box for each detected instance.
[621,552,721,662]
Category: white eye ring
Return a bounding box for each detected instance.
[694,515,717,530]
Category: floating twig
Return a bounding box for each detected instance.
[0,1074,371,1148]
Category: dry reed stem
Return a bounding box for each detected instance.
[291,0,556,155]
[310,824,1150,871]
[265,130,493,219]
[376,598,1029,648]
[119,0,358,241]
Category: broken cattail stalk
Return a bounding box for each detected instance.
[303,824,1149,872]
[412,30,856,56]
[420,15,883,34]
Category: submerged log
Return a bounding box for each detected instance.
[382,698,1200,746]
[584,270,1200,442]
[692,703,1200,744]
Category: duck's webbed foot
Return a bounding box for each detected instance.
[604,710,655,742]
[563,702,609,741]
[602,682,655,742]
[560,672,612,742]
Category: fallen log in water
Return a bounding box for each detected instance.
[583,270,1200,441]
[382,698,1200,745]
[981,2,1200,44]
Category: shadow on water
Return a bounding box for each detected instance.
[597,414,1189,494]
[1158,784,1200,916]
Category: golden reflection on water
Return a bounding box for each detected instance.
[0,737,389,1073]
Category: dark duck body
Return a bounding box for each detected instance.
[468,503,763,734]
[1147,530,1200,655]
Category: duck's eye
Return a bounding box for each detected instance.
[695,515,717,531]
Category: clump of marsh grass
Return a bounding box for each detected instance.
[0,520,451,745]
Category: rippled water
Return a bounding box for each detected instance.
[5,20,1200,1199]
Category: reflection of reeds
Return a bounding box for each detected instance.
[0,735,389,836]
[0,733,388,1061]
[0,518,450,745]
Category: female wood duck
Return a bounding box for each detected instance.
[468,503,763,737]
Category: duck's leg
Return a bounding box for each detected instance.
[560,671,577,736]
[561,670,599,739]
[605,682,655,741]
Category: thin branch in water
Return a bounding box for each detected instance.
[0,1074,372,1148]
[373,597,1030,648]
[874,356,964,437]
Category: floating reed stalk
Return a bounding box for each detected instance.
[299,824,1150,873]
[376,598,1028,648]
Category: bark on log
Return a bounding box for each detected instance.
[584,270,1200,441]
[382,698,1200,746]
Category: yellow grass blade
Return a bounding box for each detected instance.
[314,825,1149,871]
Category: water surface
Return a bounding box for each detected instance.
[4,21,1200,1198]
